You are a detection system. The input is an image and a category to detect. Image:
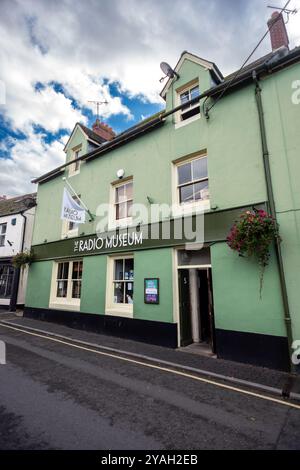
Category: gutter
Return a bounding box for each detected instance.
[32,118,165,184]
[252,70,294,373]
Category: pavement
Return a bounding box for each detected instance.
[0,311,300,450]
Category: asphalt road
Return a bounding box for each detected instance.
[0,323,299,450]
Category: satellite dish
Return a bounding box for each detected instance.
[159,62,179,82]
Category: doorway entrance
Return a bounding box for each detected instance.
[177,249,215,353]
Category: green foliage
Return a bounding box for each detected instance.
[227,210,281,297]
[12,250,34,269]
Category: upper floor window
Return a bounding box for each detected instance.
[0,223,7,246]
[69,146,82,176]
[111,179,133,227]
[176,155,209,205]
[179,84,200,122]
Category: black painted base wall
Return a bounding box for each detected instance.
[215,328,290,371]
[23,307,178,348]
[0,303,24,311]
[24,308,291,371]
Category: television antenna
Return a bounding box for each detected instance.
[267,4,298,22]
[159,62,179,83]
[88,100,108,119]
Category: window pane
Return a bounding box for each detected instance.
[125,282,134,304]
[113,282,124,303]
[124,258,134,281]
[0,235,4,246]
[180,90,190,105]
[0,264,14,298]
[72,261,82,280]
[68,221,79,231]
[0,224,7,234]
[194,180,209,201]
[125,182,133,200]
[178,162,192,185]
[116,185,126,203]
[179,183,194,204]
[57,280,68,297]
[114,259,124,280]
[72,281,81,299]
[57,263,63,279]
[193,157,208,181]
[127,200,133,218]
[57,262,69,280]
[116,202,127,220]
[190,86,200,100]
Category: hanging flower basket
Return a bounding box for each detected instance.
[12,250,35,270]
[226,209,281,298]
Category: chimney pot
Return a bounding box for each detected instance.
[267,11,289,51]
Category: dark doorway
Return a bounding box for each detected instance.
[178,269,192,347]
[178,268,215,353]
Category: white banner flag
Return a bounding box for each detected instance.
[61,188,85,224]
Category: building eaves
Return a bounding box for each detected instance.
[0,193,37,217]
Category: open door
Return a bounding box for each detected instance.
[178,269,193,347]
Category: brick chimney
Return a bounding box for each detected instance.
[267,11,289,51]
[92,119,116,141]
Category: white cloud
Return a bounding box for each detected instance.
[0,131,66,196]
[0,0,299,195]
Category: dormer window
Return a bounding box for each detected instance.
[179,83,200,122]
[69,146,82,176]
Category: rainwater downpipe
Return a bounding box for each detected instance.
[253,70,294,373]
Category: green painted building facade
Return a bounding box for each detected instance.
[25,47,300,371]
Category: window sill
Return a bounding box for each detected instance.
[61,228,79,239]
[175,114,201,129]
[172,200,210,217]
[105,306,133,318]
[49,301,80,311]
[108,218,133,231]
[68,170,80,178]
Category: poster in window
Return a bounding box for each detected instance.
[144,278,159,304]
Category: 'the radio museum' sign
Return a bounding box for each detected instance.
[74,231,143,253]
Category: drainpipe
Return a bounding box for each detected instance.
[9,212,27,312]
[253,70,294,373]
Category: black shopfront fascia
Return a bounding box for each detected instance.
[31,204,266,262]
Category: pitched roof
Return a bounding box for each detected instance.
[32,45,300,185]
[222,45,300,84]
[0,193,37,217]
[160,50,224,99]
[63,122,106,152]
[78,123,107,145]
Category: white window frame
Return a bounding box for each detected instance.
[0,223,7,247]
[49,259,83,311]
[108,178,133,230]
[105,254,134,318]
[68,145,82,177]
[172,154,210,216]
[175,80,201,129]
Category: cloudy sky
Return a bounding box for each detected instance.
[0,0,299,196]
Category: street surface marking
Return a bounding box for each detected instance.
[1,321,300,410]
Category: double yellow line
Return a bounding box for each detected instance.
[1,321,300,410]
